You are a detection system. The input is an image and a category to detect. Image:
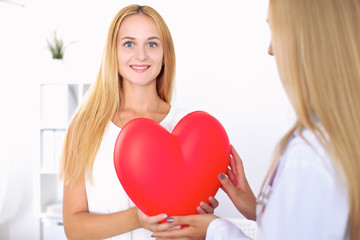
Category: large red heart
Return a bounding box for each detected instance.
[113,111,230,216]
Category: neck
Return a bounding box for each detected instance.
[121,82,160,113]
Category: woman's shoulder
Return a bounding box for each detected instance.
[285,129,325,158]
[264,128,349,239]
[281,128,337,181]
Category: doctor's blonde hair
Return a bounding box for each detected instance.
[59,5,176,185]
[266,0,360,239]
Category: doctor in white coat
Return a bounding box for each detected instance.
[153,0,360,239]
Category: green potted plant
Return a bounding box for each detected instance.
[47,30,72,60]
[46,30,75,81]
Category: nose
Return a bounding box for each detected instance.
[268,40,273,56]
[135,46,148,61]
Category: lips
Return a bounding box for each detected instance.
[130,64,150,72]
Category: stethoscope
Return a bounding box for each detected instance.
[255,134,295,226]
[256,163,279,226]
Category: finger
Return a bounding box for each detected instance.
[227,168,235,183]
[209,196,219,209]
[147,213,168,224]
[229,147,238,175]
[155,222,181,232]
[231,145,249,187]
[230,145,246,178]
[219,172,230,194]
[229,155,235,170]
[219,172,239,200]
[137,208,168,224]
[152,226,193,238]
[199,201,214,214]
[163,216,195,226]
[167,225,182,231]
[197,205,207,214]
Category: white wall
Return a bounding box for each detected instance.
[0,0,295,239]
[0,1,41,239]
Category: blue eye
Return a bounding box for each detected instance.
[124,42,134,48]
[148,42,157,48]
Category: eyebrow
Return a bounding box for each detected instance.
[120,36,161,41]
[148,36,160,41]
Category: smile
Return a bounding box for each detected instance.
[130,65,150,70]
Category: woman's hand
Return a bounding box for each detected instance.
[152,214,218,239]
[137,208,176,232]
[197,196,219,214]
[137,195,218,233]
[219,145,256,220]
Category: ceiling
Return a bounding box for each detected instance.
[0,0,26,7]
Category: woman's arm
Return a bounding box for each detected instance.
[63,179,171,240]
[152,215,251,240]
[220,145,256,220]
[63,179,139,240]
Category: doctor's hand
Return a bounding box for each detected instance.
[219,145,256,221]
[137,208,178,232]
[152,214,218,239]
[197,196,219,214]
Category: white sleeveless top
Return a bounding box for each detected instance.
[85,106,189,240]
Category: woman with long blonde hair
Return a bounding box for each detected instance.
[153,0,360,239]
[59,4,218,240]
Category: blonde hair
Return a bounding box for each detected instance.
[59,5,176,185]
[266,0,360,238]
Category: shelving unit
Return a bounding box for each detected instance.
[38,82,90,240]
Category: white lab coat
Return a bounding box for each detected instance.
[206,129,349,240]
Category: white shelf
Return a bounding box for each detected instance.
[40,129,66,172]
[38,82,90,240]
[39,170,59,175]
[39,174,63,214]
[41,215,67,240]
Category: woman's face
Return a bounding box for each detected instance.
[117,14,164,87]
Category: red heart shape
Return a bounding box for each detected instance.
[114,111,230,216]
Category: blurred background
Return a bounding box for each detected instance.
[0,0,295,239]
